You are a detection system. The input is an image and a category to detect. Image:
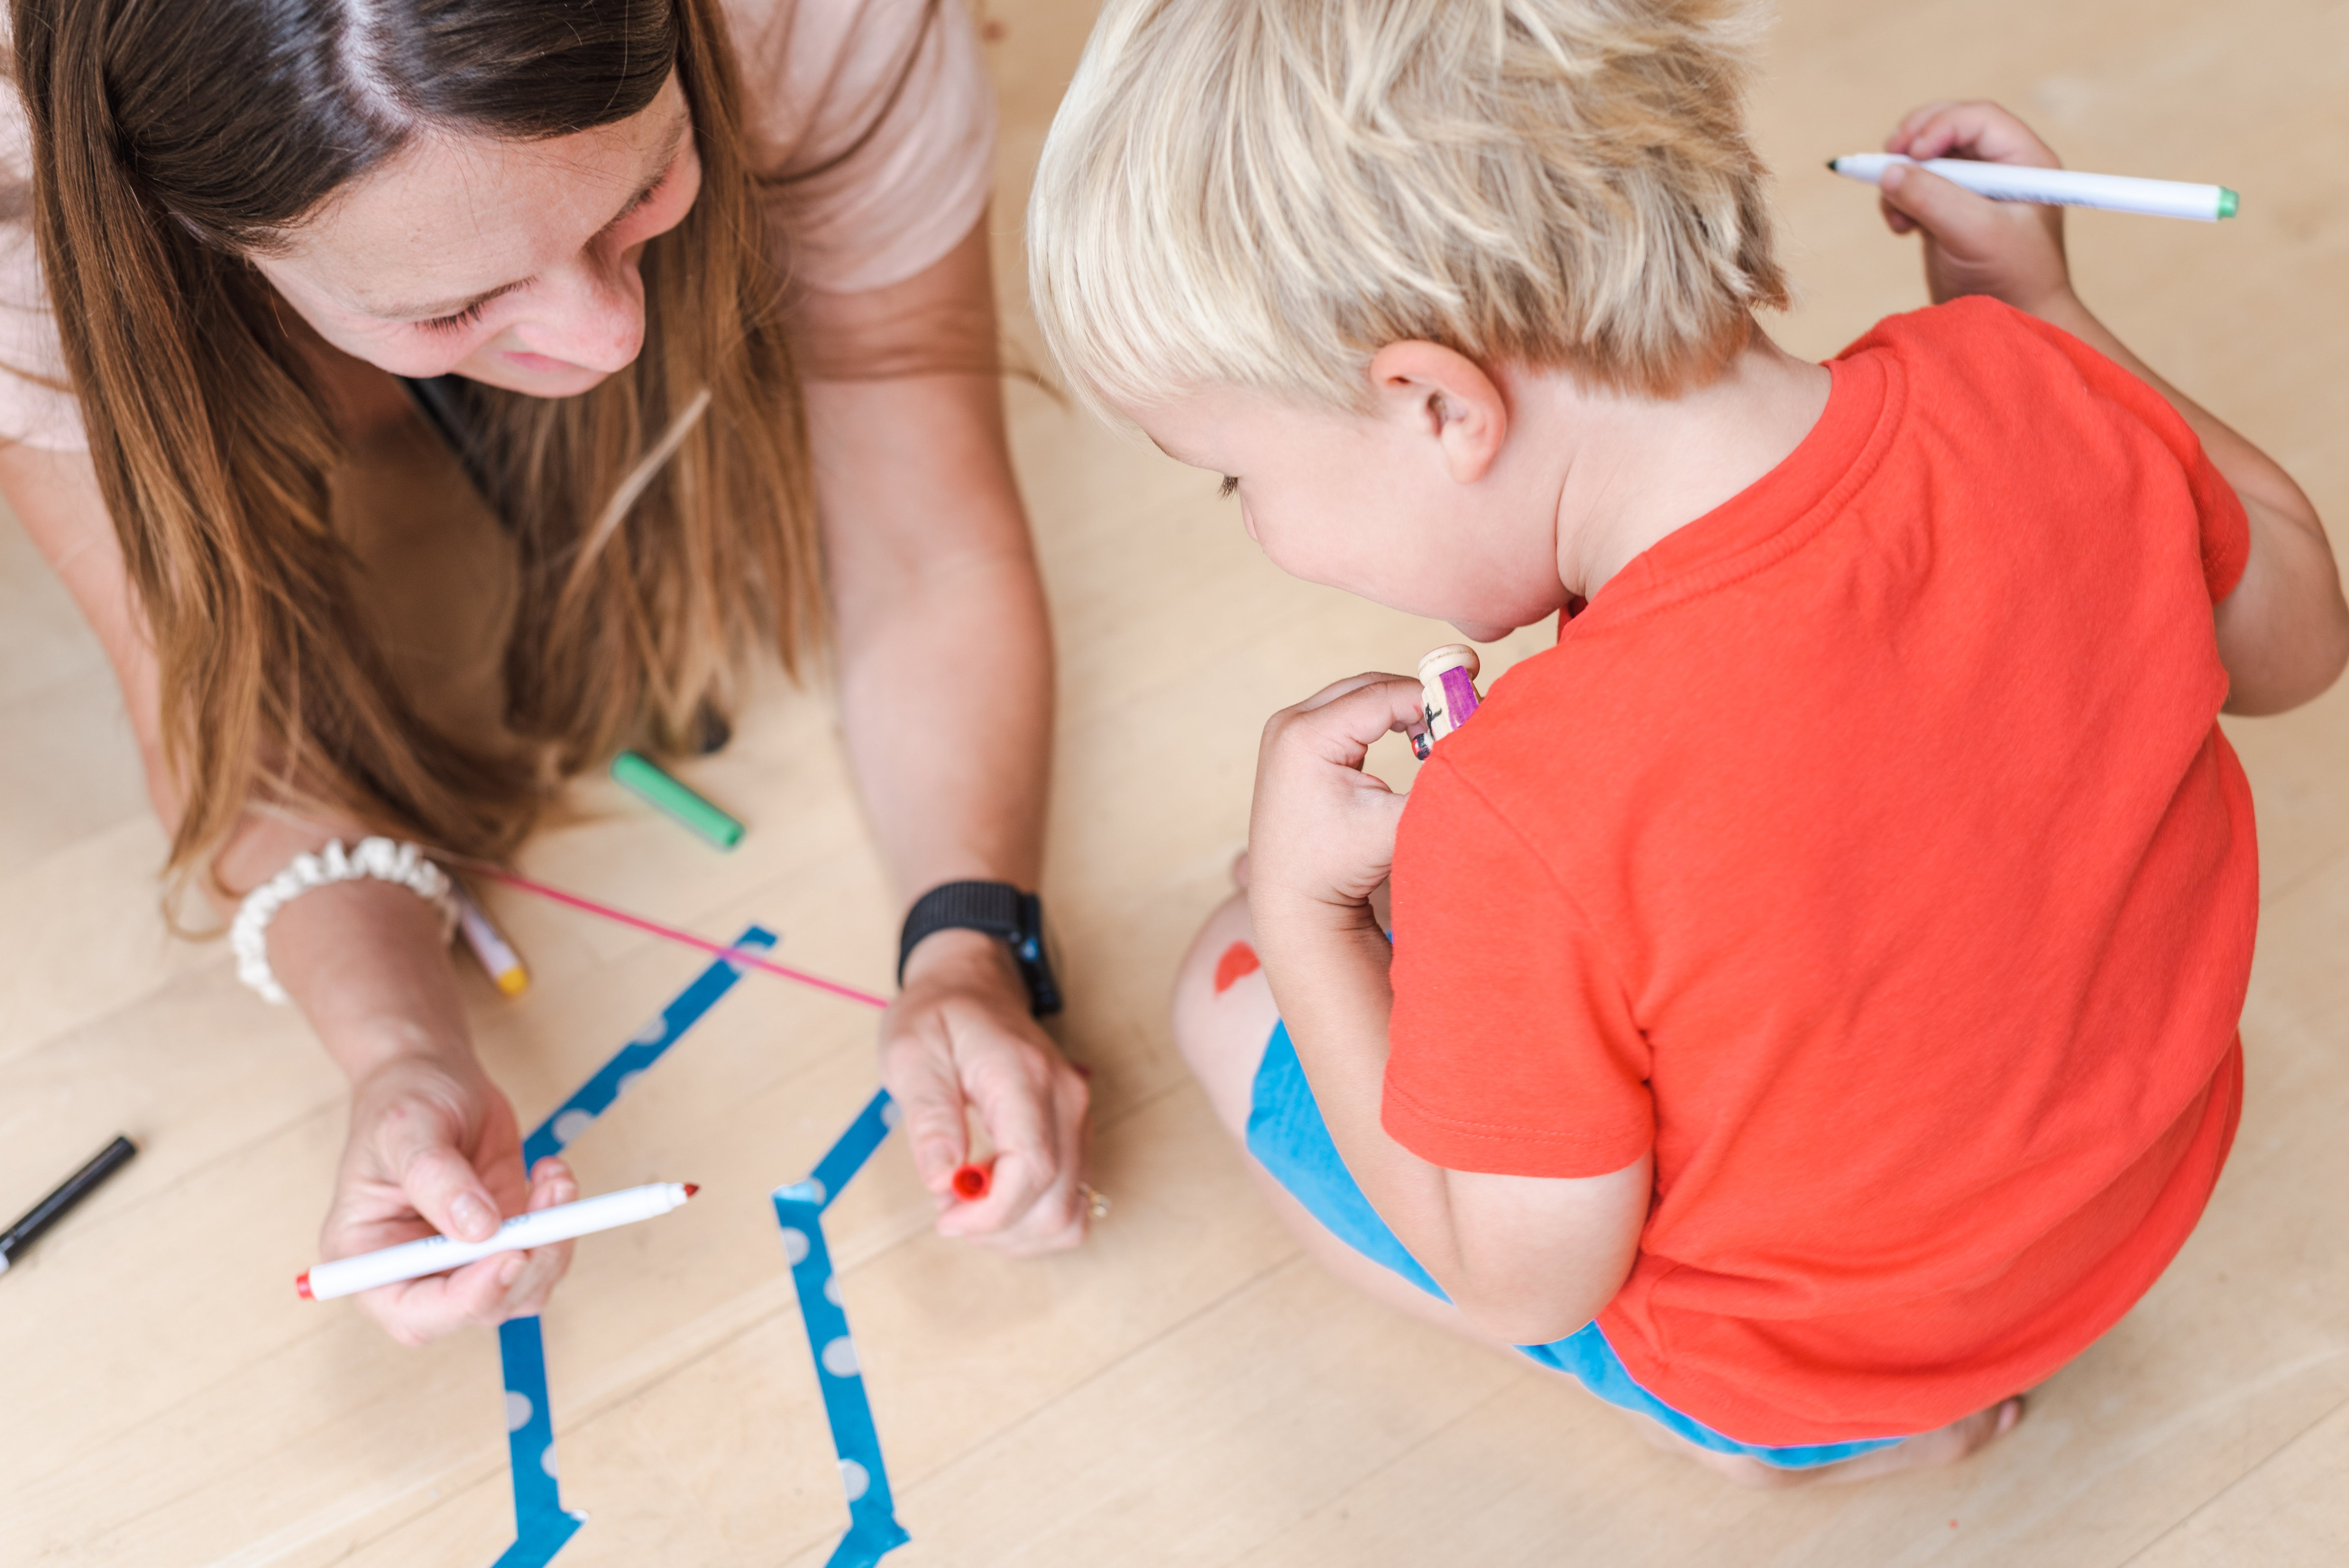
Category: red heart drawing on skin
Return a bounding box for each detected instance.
[1213,941,1261,995]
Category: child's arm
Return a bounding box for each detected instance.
[1873,101,2349,715]
[1246,675,1650,1347]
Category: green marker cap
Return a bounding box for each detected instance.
[611,750,744,849]
[2216,188,2238,219]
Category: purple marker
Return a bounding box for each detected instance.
[1413,644,1483,757]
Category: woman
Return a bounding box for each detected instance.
[0,0,1090,1344]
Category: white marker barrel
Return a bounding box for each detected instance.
[299,1181,695,1300]
[1416,644,1483,749]
[452,883,529,996]
[1829,154,2236,222]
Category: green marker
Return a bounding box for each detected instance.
[611,750,744,849]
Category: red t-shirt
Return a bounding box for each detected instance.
[1384,297,2256,1445]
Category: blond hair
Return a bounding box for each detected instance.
[1028,0,1788,418]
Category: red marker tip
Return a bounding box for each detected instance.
[951,1163,992,1202]
[294,1270,313,1301]
[682,1183,699,1198]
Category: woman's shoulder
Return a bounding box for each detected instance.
[725,0,998,293]
[0,69,86,451]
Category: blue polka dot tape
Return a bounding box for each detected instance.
[490,926,776,1568]
[772,1089,911,1568]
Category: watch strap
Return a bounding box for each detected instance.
[897,881,1063,1017]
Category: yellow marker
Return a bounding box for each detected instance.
[1412,644,1483,759]
[453,883,530,997]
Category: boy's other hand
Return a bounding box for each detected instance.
[1249,674,1429,924]
[1877,102,2074,316]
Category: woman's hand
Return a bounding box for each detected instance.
[320,1052,577,1345]
[1247,673,1429,927]
[880,931,1091,1253]
[267,877,576,1344]
[1876,101,2075,316]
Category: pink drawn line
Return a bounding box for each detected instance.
[478,868,889,1010]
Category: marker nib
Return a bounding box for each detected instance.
[295,1270,313,1300]
[682,1183,699,1198]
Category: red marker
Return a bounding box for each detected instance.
[951,1162,993,1201]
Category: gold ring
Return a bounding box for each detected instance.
[1078,1182,1111,1221]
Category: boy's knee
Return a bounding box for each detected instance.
[1170,891,1278,1131]
[1172,891,1256,1049]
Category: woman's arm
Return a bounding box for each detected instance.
[1873,101,2349,714]
[796,213,1089,1251]
[0,439,575,1342]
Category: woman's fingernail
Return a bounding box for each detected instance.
[451,1194,495,1240]
[498,1254,525,1287]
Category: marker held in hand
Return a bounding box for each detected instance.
[1829,154,2236,222]
[1412,645,1484,758]
[298,1181,697,1301]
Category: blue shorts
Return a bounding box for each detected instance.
[1245,1022,1904,1470]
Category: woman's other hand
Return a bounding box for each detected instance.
[880,931,1090,1253]
[319,1056,577,1345]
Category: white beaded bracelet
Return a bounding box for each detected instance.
[229,838,458,1004]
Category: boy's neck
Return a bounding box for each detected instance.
[1532,331,1833,601]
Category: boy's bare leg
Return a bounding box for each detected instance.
[1174,887,1519,1347]
[1172,882,2025,1488]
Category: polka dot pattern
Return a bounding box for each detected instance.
[504,1391,533,1433]
[820,1336,860,1378]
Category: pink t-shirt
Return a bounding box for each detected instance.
[0,0,997,450]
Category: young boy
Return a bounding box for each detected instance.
[1029,1,2349,1483]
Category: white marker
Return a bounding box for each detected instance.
[1829,154,2237,222]
[451,882,530,997]
[296,1181,697,1300]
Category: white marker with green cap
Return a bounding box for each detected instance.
[1829,154,2237,222]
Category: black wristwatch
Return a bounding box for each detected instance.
[897,881,1063,1017]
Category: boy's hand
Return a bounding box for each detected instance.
[1877,102,2075,316]
[1248,674,1429,922]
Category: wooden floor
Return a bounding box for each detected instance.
[7,0,2349,1562]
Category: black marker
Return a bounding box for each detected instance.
[0,1135,137,1276]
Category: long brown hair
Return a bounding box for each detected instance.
[11,0,820,882]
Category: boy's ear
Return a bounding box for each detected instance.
[1369,341,1508,484]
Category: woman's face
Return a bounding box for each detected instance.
[250,73,701,398]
